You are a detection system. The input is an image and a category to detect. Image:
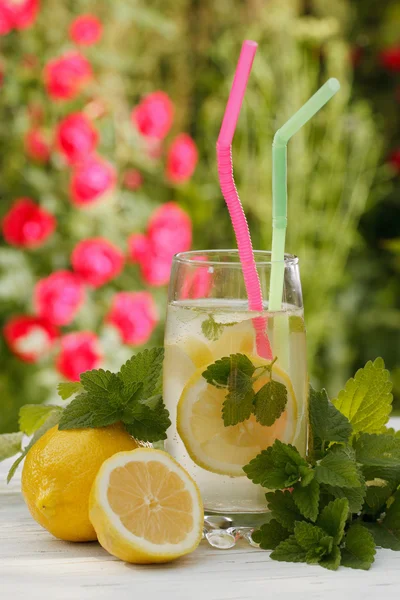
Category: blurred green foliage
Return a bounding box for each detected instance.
[0,0,399,432]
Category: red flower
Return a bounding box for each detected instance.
[44,51,92,101]
[128,202,192,286]
[24,128,51,163]
[34,270,85,326]
[70,155,116,207]
[131,91,174,140]
[69,14,103,46]
[388,149,400,172]
[56,112,98,164]
[71,238,124,288]
[2,198,56,248]
[4,315,59,363]
[123,169,143,190]
[380,47,400,72]
[0,0,39,35]
[106,292,158,345]
[166,134,198,184]
[56,331,102,381]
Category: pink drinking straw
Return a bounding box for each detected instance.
[217,40,273,360]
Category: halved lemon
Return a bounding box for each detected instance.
[89,448,204,564]
[177,355,297,477]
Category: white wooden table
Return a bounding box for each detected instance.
[1,452,400,600]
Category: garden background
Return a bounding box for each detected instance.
[0,0,399,433]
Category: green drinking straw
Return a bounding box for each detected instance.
[269,78,341,311]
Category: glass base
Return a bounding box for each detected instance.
[203,510,271,549]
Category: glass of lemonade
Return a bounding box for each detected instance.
[163,250,308,524]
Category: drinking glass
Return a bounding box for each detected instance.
[163,250,307,527]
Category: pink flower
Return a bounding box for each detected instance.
[34,270,85,326]
[128,202,192,286]
[56,331,102,381]
[44,51,92,101]
[0,0,39,35]
[123,169,143,190]
[71,238,124,288]
[106,292,158,345]
[131,91,174,140]
[388,149,400,173]
[69,14,103,46]
[380,47,400,72]
[56,112,98,164]
[148,202,192,257]
[70,155,116,207]
[4,315,59,363]
[181,256,211,300]
[2,198,56,248]
[24,128,51,163]
[166,134,198,184]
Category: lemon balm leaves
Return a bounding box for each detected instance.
[0,432,24,462]
[354,433,400,482]
[332,358,393,435]
[309,386,352,446]
[254,380,287,427]
[59,348,170,442]
[244,440,308,489]
[316,498,348,544]
[19,404,63,436]
[57,381,83,400]
[292,479,320,522]
[315,445,363,488]
[341,525,376,570]
[203,353,255,388]
[252,519,290,550]
[265,490,304,531]
[201,315,237,341]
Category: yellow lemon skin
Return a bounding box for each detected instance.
[89,449,204,564]
[21,424,139,542]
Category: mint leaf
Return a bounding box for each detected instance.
[120,348,164,398]
[365,481,393,512]
[57,381,83,400]
[222,386,254,426]
[7,409,62,483]
[58,393,121,430]
[362,523,400,551]
[271,535,307,563]
[253,380,287,426]
[19,405,63,436]
[266,490,304,531]
[294,521,332,552]
[354,433,400,482]
[244,440,308,489]
[309,386,352,445]
[202,354,255,388]
[292,479,320,521]
[382,489,400,531]
[289,315,305,333]
[317,498,349,544]
[201,315,237,341]
[332,358,392,435]
[319,545,341,571]
[252,519,290,549]
[315,445,362,488]
[0,432,24,462]
[123,399,171,442]
[341,525,376,570]
[323,483,366,514]
[80,369,114,399]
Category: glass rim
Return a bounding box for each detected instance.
[174,249,299,267]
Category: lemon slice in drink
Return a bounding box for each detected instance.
[177,355,297,477]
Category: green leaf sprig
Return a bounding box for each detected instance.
[202,354,287,427]
[246,357,400,571]
[0,348,171,482]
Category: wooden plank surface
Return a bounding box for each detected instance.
[2,419,400,600]
[1,486,399,600]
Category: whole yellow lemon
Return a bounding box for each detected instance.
[21,423,139,542]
